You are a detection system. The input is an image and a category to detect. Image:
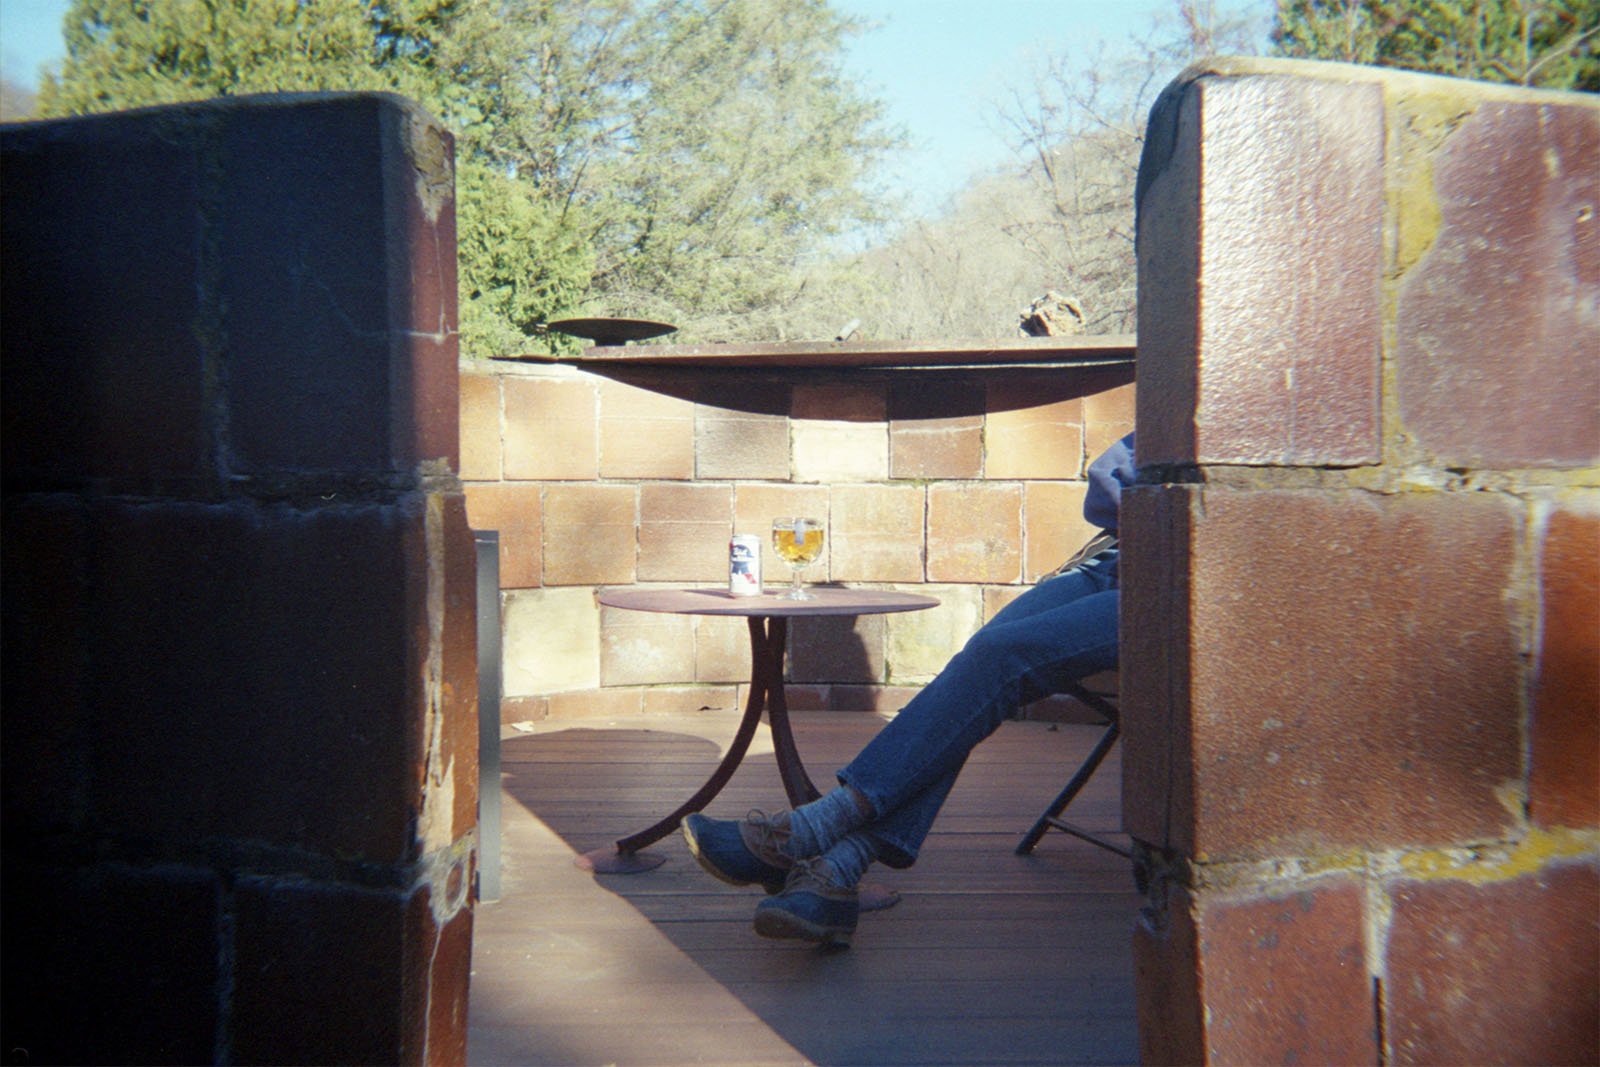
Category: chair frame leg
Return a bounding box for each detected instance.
[1016,678,1127,858]
[1015,720,1123,856]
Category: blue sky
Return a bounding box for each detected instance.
[831,0,1272,214]
[1,0,1272,214]
[0,0,65,89]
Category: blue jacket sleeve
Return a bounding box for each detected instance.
[1083,432,1136,534]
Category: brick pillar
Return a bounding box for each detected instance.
[1,93,476,1064]
[1125,58,1599,1065]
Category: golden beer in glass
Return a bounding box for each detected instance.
[771,517,824,600]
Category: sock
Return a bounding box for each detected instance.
[817,831,880,890]
[783,786,870,860]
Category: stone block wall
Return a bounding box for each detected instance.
[1125,58,1598,1064]
[460,362,1134,723]
[1,94,477,1064]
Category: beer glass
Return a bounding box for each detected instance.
[771,517,824,600]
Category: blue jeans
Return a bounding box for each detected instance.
[835,551,1119,868]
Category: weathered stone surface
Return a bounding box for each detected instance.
[790,613,887,685]
[1,111,208,485]
[1024,481,1096,582]
[830,483,925,583]
[1187,487,1521,860]
[1126,61,1597,1067]
[541,484,636,586]
[695,383,791,480]
[598,378,696,480]
[459,371,504,480]
[87,497,425,863]
[1386,862,1600,1066]
[985,388,1084,479]
[464,481,543,588]
[504,375,599,480]
[2,93,473,1066]
[885,585,983,683]
[638,483,731,582]
[1198,879,1375,1065]
[219,96,459,475]
[927,482,1023,584]
[889,382,984,479]
[502,587,601,696]
[1136,71,1384,467]
[1396,99,1600,468]
[600,605,694,688]
[1530,502,1600,829]
[1119,483,1197,854]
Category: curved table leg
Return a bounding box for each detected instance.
[577,631,770,873]
[581,609,885,916]
[760,617,823,807]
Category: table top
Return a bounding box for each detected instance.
[597,586,940,617]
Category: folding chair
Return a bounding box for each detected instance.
[1015,670,1130,858]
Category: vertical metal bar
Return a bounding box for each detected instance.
[475,530,502,902]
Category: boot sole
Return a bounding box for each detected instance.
[753,906,854,947]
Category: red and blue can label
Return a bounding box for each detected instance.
[729,534,762,596]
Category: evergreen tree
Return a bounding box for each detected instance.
[1272,0,1600,90]
[39,0,895,354]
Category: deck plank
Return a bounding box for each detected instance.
[469,713,1141,1066]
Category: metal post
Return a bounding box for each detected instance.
[474,530,502,902]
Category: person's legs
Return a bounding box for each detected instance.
[685,553,1118,943]
[838,564,1118,867]
[781,556,1121,861]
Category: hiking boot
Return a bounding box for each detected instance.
[682,810,793,894]
[752,860,859,947]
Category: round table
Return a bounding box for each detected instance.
[578,586,939,882]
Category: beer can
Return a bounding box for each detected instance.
[728,534,762,596]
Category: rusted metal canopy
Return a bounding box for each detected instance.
[544,317,678,345]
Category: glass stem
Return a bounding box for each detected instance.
[790,567,803,597]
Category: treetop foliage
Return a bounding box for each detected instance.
[28,0,1597,353]
[39,0,899,355]
[1273,0,1600,91]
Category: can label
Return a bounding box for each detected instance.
[729,534,762,596]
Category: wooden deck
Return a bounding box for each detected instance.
[467,711,1142,1066]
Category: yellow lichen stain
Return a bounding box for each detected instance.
[1387,90,1475,280]
[404,110,454,224]
[1397,826,1600,885]
[1300,849,1367,878]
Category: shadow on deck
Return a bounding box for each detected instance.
[467,712,1142,1066]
